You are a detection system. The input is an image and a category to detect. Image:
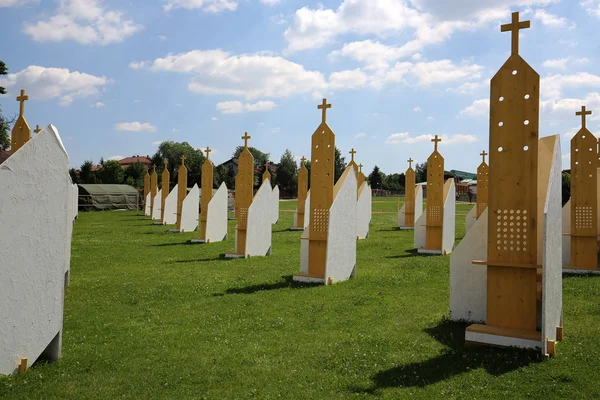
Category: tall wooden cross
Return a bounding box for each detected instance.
[349,148,356,162]
[204,147,211,160]
[431,135,441,152]
[242,132,251,148]
[480,150,488,164]
[300,156,306,165]
[34,125,41,134]
[318,98,331,124]
[16,89,28,117]
[576,106,592,129]
[501,12,530,56]
[408,158,414,169]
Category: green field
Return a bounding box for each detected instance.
[1,198,599,399]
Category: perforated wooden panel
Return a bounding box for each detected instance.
[405,168,416,227]
[200,160,213,239]
[150,168,158,215]
[176,163,188,230]
[477,162,489,218]
[143,172,150,210]
[161,167,170,221]
[235,148,254,254]
[297,163,308,227]
[425,151,444,249]
[487,54,539,331]
[10,115,31,154]
[570,128,598,269]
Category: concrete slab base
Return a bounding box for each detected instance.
[293,274,325,284]
[417,248,444,255]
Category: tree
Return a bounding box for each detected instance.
[562,173,571,206]
[0,60,12,151]
[79,160,98,184]
[232,146,270,167]
[275,149,298,195]
[415,162,427,183]
[368,165,383,189]
[124,162,147,189]
[69,168,80,184]
[334,147,346,183]
[215,163,235,190]
[98,160,124,184]
[151,141,205,187]
[304,160,312,190]
[383,172,405,191]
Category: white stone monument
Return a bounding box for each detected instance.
[191,183,228,243]
[414,179,456,255]
[1,124,71,375]
[180,184,200,232]
[398,185,423,230]
[356,181,371,239]
[151,189,162,221]
[272,185,280,224]
[163,184,178,225]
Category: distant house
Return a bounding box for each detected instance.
[118,155,152,169]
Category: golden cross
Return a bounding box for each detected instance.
[408,158,413,169]
[16,89,28,117]
[181,154,186,165]
[264,161,269,170]
[358,163,363,173]
[152,164,156,171]
[164,159,168,166]
[300,156,306,165]
[242,132,251,148]
[349,148,356,162]
[34,125,41,134]
[318,98,332,123]
[205,147,211,160]
[576,106,592,129]
[501,12,530,56]
[480,150,488,164]
[431,135,442,152]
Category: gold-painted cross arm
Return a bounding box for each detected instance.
[408,158,414,169]
[501,12,530,56]
[480,150,488,163]
[16,89,28,117]
[576,106,592,129]
[205,147,211,159]
[318,98,332,123]
[242,132,251,147]
[431,135,442,151]
[349,148,356,161]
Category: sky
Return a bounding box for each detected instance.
[1,0,599,174]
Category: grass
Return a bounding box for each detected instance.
[1,198,599,399]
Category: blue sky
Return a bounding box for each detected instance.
[1,0,599,174]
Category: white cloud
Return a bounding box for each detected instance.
[260,0,279,4]
[129,61,147,70]
[354,132,367,138]
[543,58,569,69]
[114,122,157,132]
[328,68,368,89]
[216,100,276,114]
[211,116,218,121]
[459,99,490,117]
[145,50,326,100]
[107,155,124,161]
[0,65,107,106]
[412,53,422,61]
[133,99,142,103]
[164,0,237,13]
[411,60,482,85]
[270,13,287,24]
[171,128,180,133]
[413,107,421,112]
[158,35,167,41]
[542,73,600,100]
[448,80,487,94]
[582,0,600,16]
[93,101,105,108]
[386,132,477,145]
[563,126,580,140]
[0,0,36,7]
[541,92,600,121]
[152,140,163,146]
[24,0,141,45]
[533,9,568,27]
[176,103,183,107]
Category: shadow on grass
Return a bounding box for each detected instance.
[378,226,404,232]
[173,256,224,263]
[214,275,320,296]
[150,241,199,247]
[563,272,600,279]
[386,249,440,259]
[352,318,543,394]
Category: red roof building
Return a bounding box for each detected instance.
[118,155,152,169]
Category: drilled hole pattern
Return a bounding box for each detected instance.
[312,208,329,232]
[575,206,593,229]
[495,209,529,252]
[428,205,441,222]
[238,208,248,229]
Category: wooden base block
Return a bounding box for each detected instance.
[293,273,325,284]
[556,326,563,342]
[465,324,542,350]
[546,339,557,357]
[18,358,27,374]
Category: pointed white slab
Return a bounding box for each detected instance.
[465,205,477,234]
[180,184,200,232]
[72,184,79,220]
[205,182,228,242]
[272,185,280,224]
[562,199,570,267]
[244,179,272,257]
[145,192,151,216]
[441,180,456,255]
[163,184,178,225]
[357,182,371,239]
[152,189,162,220]
[0,124,70,375]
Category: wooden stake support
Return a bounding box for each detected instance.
[199,149,213,239]
[176,155,188,230]
[18,358,27,374]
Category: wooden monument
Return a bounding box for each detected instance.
[450,12,563,356]
[292,157,309,231]
[348,148,358,175]
[414,136,455,254]
[398,158,423,229]
[466,151,489,233]
[34,125,41,134]
[159,160,170,223]
[175,155,188,230]
[293,99,357,284]
[358,163,366,188]
[225,133,272,258]
[11,90,31,154]
[562,106,599,272]
[263,161,271,182]
[356,161,372,240]
[143,167,150,216]
[200,149,213,239]
[149,165,158,218]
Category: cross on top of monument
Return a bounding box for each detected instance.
[300,156,306,165]
[34,125,41,134]
[501,11,530,56]
[358,163,363,172]
[408,158,414,168]
[152,164,156,170]
[431,135,442,152]
[181,154,186,164]
[205,147,211,159]
[349,148,356,162]
[164,159,168,166]
[242,132,251,148]
[576,106,592,129]
[16,89,28,117]
[318,98,332,123]
[480,150,488,164]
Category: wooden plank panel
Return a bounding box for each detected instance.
[235,136,254,255]
[161,161,170,221]
[477,157,489,218]
[200,155,213,239]
[150,166,158,216]
[425,138,444,250]
[405,161,416,227]
[177,157,188,230]
[487,266,537,331]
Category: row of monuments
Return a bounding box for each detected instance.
[2,11,594,376]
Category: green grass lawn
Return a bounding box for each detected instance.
[1,198,599,399]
